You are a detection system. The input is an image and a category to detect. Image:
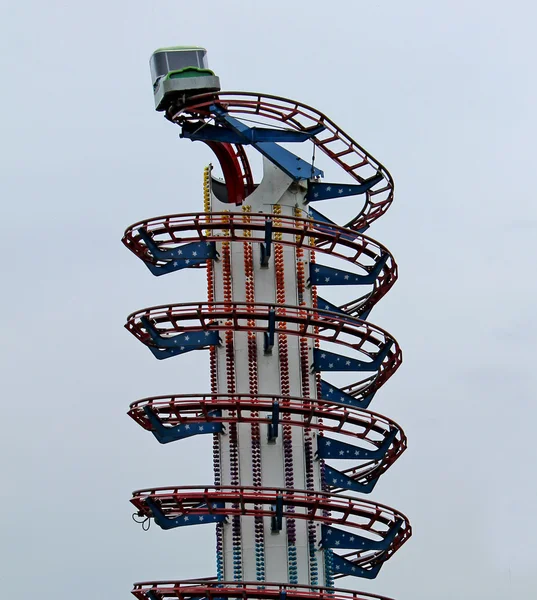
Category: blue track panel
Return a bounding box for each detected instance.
[311,256,388,287]
[145,497,226,530]
[143,406,223,444]
[306,173,383,202]
[319,379,375,409]
[313,344,393,373]
[323,465,379,494]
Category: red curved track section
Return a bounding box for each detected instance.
[202,142,254,204]
[131,580,396,600]
[122,211,397,317]
[125,301,402,397]
[173,91,394,230]
[128,394,406,490]
[131,486,411,575]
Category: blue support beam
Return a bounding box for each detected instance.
[182,120,326,145]
[316,297,371,321]
[137,227,217,276]
[143,406,223,444]
[267,400,280,442]
[310,256,388,287]
[316,296,345,315]
[181,107,325,180]
[317,430,397,462]
[200,105,324,181]
[306,173,383,202]
[271,493,284,532]
[309,207,366,238]
[323,465,379,494]
[313,343,393,373]
[322,520,403,553]
[145,497,226,531]
[264,308,276,354]
[321,520,402,577]
[330,554,382,580]
[260,218,273,267]
[141,317,220,360]
[320,379,376,410]
[138,227,217,265]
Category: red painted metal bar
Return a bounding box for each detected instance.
[131,580,396,600]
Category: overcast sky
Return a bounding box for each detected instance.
[1,1,536,598]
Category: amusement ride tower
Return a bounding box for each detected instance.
[124,47,411,600]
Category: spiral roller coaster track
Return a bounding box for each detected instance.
[124,86,410,599]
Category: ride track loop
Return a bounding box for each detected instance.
[124,88,410,598]
[130,486,411,579]
[168,92,394,230]
[131,580,397,600]
[124,301,402,410]
[128,394,407,492]
[121,212,397,319]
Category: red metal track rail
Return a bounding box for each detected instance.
[131,486,411,571]
[172,91,394,230]
[122,212,397,315]
[125,302,402,395]
[128,394,407,488]
[131,580,396,600]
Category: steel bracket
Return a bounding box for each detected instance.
[319,380,375,410]
[263,308,276,354]
[306,173,383,202]
[145,497,226,530]
[143,405,223,444]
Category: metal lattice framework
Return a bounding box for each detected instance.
[123,83,410,599]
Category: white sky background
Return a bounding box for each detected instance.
[1,0,536,598]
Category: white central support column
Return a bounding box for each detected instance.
[208,158,325,585]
